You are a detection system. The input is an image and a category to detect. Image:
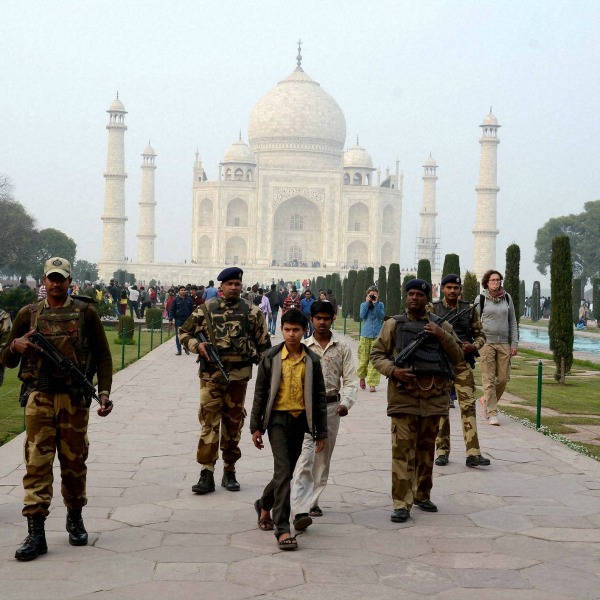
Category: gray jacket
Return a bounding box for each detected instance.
[476,290,518,349]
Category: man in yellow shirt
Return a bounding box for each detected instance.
[250,309,327,550]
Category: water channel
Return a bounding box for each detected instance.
[519,326,600,356]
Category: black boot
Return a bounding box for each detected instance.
[221,470,240,492]
[66,508,88,546]
[15,516,47,561]
[192,469,215,494]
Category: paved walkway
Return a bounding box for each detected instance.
[1,330,600,600]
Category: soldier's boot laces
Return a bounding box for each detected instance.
[66,509,88,546]
[15,516,48,561]
[221,470,241,492]
[192,469,215,494]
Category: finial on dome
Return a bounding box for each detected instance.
[490,106,493,114]
[296,39,303,71]
[239,130,242,141]
[356,135,359,145]
[116,91,119,99]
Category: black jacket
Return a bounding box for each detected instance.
[250,342,328,440]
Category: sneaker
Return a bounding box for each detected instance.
[488,415,499,426]
[479,397,487,419]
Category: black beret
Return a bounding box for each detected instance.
[441,274,461,286]
[217,267,244,282]
[405,278,431,294]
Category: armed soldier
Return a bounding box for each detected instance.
[0,308,12,386]
[433,274,491,468]
[370,279,463,523]
[0,258,113,561]
[178,267,271,494]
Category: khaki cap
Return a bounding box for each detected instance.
[44,257,71,278]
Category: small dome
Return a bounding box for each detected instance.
[423,155,437,167]
[223,139,256,164]
[343,144,373,169]
[108,97,126,112]
[143,143,156,156]
[482,112,498,126]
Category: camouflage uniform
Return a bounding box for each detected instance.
[433,300,486,458]
[178,296,271,473]
[0,308,12,386]
[0,297,112,517]
[370,312,462,511]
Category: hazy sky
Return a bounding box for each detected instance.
[2,0,599,287]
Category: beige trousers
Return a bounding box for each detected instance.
[479,343,511,417]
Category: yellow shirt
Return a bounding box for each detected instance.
[272,346,306,416]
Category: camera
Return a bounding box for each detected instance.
[369,294,377,301]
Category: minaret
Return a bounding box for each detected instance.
[99,94,128,279]
[473,109,500,277]
[136,142,157,264]
[417,154,439,270]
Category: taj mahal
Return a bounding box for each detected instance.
[98,46,500,285]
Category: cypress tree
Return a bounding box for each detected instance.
[549,235,573,383]
[504,244,521,324]
[572,277,582,325]
[417,259,432,284]
[387,263,401,315]
[519,280,526,318]
[342,276,349,317]
[346,270,357,318]
[462,271,479,303]
[354,270,367,321]
[325,274,332,294]
[401,274,417,311]
[593,278,600,321]
[331,273,342,308]
[365,266,375,288]
[442,253,461,279]
[532,281,541,322]
[378,266,387,310]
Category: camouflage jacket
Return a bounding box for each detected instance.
[178,296,271,382]
[0,297,113,398]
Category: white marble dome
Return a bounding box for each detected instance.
[248,67,346,154]
[344,144,373,169]
[423,155,437,167]
[482,112,499,126]
[143,143,156,156]
[223,139,256,164]
[109,97,126,112]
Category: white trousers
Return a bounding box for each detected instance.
[290,401,341,517]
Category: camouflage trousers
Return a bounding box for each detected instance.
[391,414,439,510]
[436,366,481,458]
[197,379,248,472]
[22,391,89,517]
[357,337,381,386]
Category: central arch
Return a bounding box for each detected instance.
[273,196,322,265]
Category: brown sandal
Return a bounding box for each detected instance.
[277,533,298,550]
[254,499,274,531]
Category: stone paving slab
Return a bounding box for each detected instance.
[0,329,599,599]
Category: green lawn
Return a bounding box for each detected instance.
[0,323,174,446]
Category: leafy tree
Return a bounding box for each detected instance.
[149,278,157,288]
[346,270,357,318]
[417,259,432,283]
[28,228,77,281]
[549,235,573,383]
[534,200,600,284]
[572,278,582,325]
[401,274,416,310]
[113,270,136,286]
[504,244,521,324]
[0,287,37,318]
[365,267,375,288]
[72,260,99,283]
[531,281,541,322]
[354,270,367,321]
[378,266,387,310]
[0,196,37,277]
[387,264,401,315]
[519,280,526,318]
[462,271,479,303]
[442,253,460,279]
[593,278,600,321]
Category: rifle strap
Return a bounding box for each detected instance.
[199,303,219,348]
[29,300,45,331]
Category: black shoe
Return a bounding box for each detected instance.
[435,455,449,466]
[293,513,312,530]
[176,351,182,355]
[192,469,215,494]
[15,516,47,561]
[390,508,410,523]
[221,470,240,492]
[466,454,491,467]
[66,508,88,546]
[414,499,438,512]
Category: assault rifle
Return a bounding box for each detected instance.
[30,332,112,408]
[394,305,471,369]
[195,331,230,383]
